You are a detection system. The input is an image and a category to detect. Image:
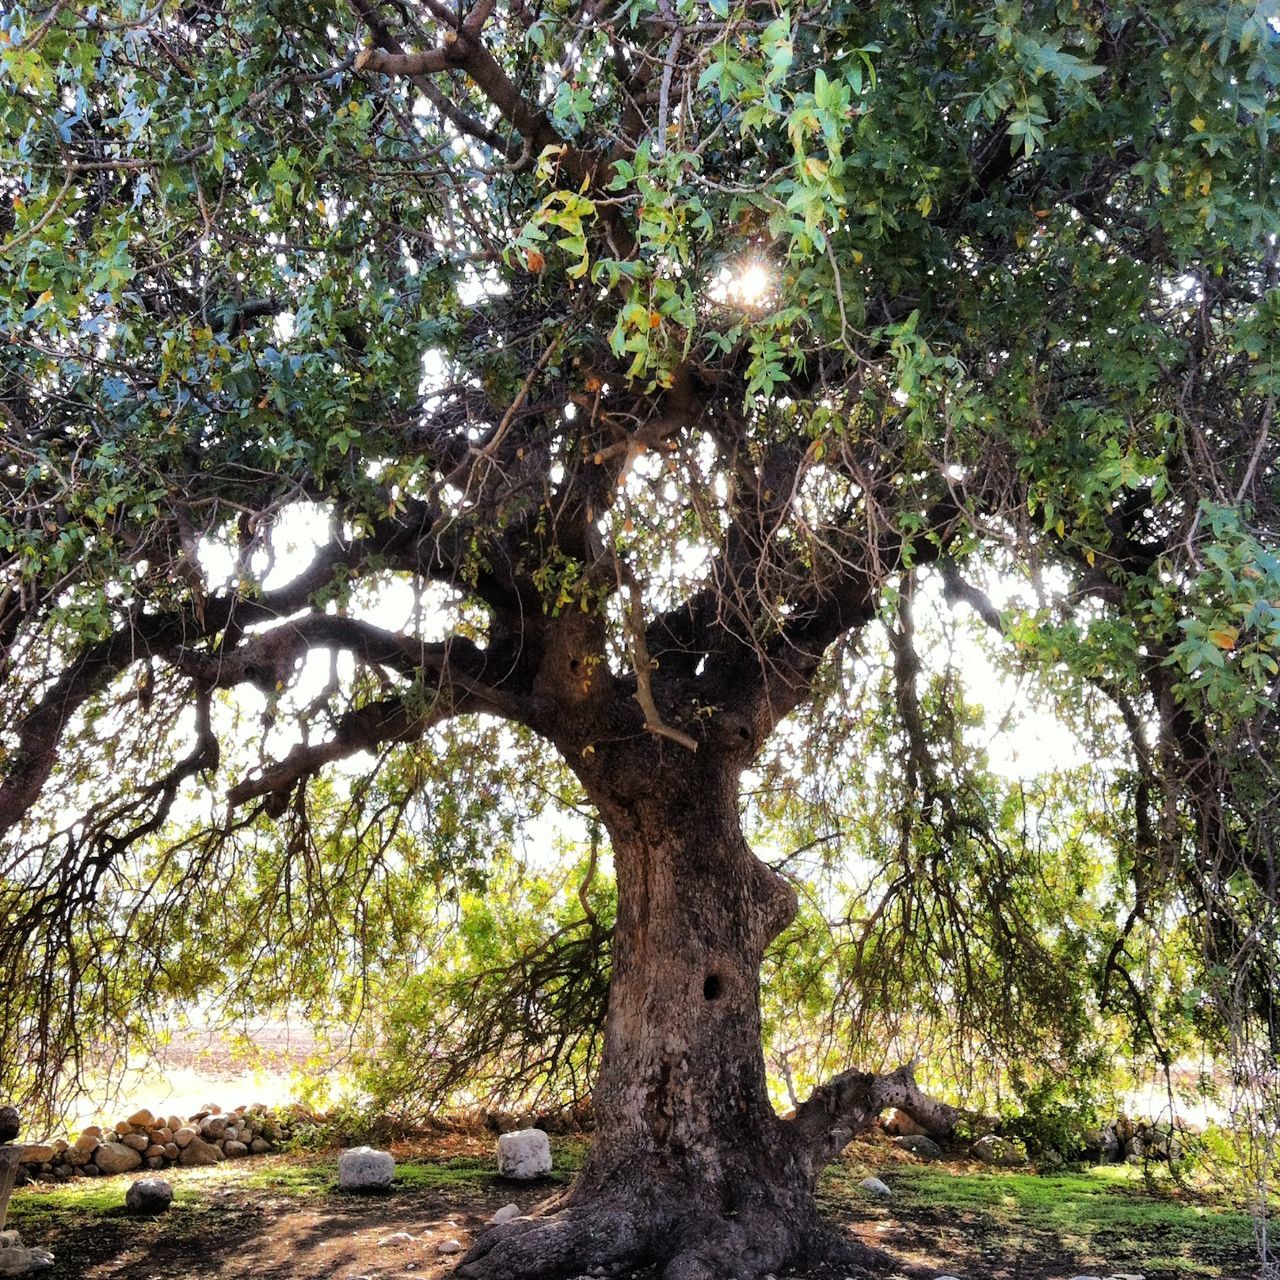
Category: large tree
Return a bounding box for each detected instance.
[1,1,1277,1276]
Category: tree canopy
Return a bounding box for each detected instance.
[1,1,1278,1274]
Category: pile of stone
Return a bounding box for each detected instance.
[1085,1114,1189,1165]
[14,1104,288,1184]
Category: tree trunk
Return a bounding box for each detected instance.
[459,756,951,1280]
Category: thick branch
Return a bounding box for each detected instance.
[788,1061,966,1179]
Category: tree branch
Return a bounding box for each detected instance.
[788,1060,967,1178]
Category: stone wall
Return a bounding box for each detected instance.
[14,1104,291,1183]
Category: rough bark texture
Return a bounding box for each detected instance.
[458,752,953,1280]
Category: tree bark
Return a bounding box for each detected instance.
[459,753,952,1280]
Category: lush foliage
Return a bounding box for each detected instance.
[0,0,1275,1218]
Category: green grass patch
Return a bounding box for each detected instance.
[823,1161,1254,1277]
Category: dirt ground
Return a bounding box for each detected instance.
[7,1134,1258,1280]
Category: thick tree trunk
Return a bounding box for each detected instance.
[459,758,951,1280]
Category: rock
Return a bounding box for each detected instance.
[892,1135,942,1160]
[0,1109,19,1144]
[114,1121,132,1137]
[490,1203,522,1225]
[1108,1274,1144,1280]
[74,1133,100,1153]
[199,1115,231,1140]
[972,1134,1026,1167]
[64,1149,90,1168]
[80,1125,103,1140]
[223,1141,249,1159]
[94,1141,143,1174]
[497,1129,552,1180]
[144,1144,166,1159]
[17,1147,53,1165]
[0,1247,54,1275]
[859,1176,892,1197]
[377,1232,415,1247]
[178,1137,223,1168]
[437,1240,463,1255]
[250,1138,269,1155]
[0,1231,21,1248]
[166,1116,184,1134]
[120,1133,149,1152]
[163,1143,179,1160]
[126,1109,155,1129]
[882,1108,929,1137]
[338,1146,395,1192]
[172,1127,198,1148]
[125,1177,173,1214]
[145,1157,164,1170]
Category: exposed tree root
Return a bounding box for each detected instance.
[456,1200,646,1279]
[457,1062,963,1280]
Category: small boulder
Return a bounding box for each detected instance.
[882,1108,929,1137]
[859,1176,892,1197]
[80,1125,103,1140]
[437,1240,463,1255]
[94,1142,143,1175]
[199,1115,231,1140]
[223,1140,249,1159]
[490,1203,522,1225]
[892,1135,942,1161]
[496,1129,552,1180]
[972,1134,1026,1167]
[126,1109,155,1129]
[74,1134,100,1154]
[338,1146,395,1192]
[113,1121,132,1137]
[178,1136,222,1168]
[377,1232,415,1247]
[0,1247,54,1276]
[17,1147,53,1166]
[125,1177,173,1215]
[172,1127,198,1148]
[120,1133,149,1152]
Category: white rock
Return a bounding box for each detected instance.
[859,1176,892,1197]
[338,1146,395,1192]
[496,1128,551,1180]
[437,1240,463,1255]
[377,1232,415,1247]
[490,1203,522,1225]
[1108,1275,1145,1280]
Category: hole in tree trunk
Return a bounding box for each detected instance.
[703,972,723,1001]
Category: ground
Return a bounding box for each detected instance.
[5,1135,1256,1280]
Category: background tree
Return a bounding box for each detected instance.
[1,2,1277,1278]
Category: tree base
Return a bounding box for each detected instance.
[457,1185,918,1280]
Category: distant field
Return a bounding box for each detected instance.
[65,1021,352,1131]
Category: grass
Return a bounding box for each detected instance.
[824,1159,1256,1277]
[5,1140,1258,1279]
